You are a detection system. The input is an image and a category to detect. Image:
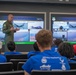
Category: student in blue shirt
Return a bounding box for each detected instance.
[27,42,40,58]
[51,38,63,52]
[0,54,7,63]
[0,41,7,62]
[58,42,75,63]
[22,29,70,75]
[4,41,21,55]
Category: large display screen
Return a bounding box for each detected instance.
[50,13,76,42]
[0,12,45,44]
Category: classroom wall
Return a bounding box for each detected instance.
[0,2,76,52]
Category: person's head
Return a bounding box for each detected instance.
[58,42,74,59]
[35,29,52,52]
[7,41,16,52]
[33,42,40,51]
[53,38,63,47]
[8,14,14,22]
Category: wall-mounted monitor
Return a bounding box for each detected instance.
[50,12,76,44]
[0,11,46,44]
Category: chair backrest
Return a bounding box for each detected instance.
[31,70,76,75]
[17,62,25,70]
[69,62,76,69]
[10,59,27,70]
[0,70,24,75]
[5,54,27,62]
[70,58,76,61]
[0,62,13,72]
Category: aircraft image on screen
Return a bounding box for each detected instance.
[13,21,28,29]
[31,26,42,29]
[67,22,76,29]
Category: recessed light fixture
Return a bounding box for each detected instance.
[59,0,63,2]
[65,0,69,2]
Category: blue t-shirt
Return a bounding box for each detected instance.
[51,46,58,52]
[22,50,70,74]
[0,54,7,63]
[27,51,40,58]
[4,51,21,55]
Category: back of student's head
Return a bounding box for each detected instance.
[33,42,40,51]
[35,29,52,48]
[53,38,63,47]
[58,42,74,59]
[7,41,15,51]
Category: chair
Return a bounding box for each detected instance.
[70,58,76,61]
[0,62,13,72]
[10,59,27,70]
[0,70,24,75]
[5,54,27,62]
[17,62,25,70]
[69,62,76,69]
[31,70,76,75]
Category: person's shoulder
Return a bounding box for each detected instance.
[60,56,68,60]
[0,54,6,59]
[3,21,8,24]
[28,51,35,54]
[15,52,21,54]
[30,52,42,60]
[3,21,8,26]
[4,52,9,55]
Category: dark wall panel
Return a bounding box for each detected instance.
[0,0,76,4]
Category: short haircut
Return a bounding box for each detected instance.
[33,42,40,51]
[35,29,52,48]
[58,42,74,59]
[54,38,63,47]
[7,41,15,51]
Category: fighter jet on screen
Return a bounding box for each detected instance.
[69,24,76,28]
[31,26,42,29]
[13,23,26,29]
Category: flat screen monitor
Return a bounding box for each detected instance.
[50,12,76,44]
[0,11,46,44]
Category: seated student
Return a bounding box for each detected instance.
[4,41,21,55]
[58,42,75,63]
[0,41,7,62]
[22,29,70,75]
[27,42,40,58]
[51,38,63,52]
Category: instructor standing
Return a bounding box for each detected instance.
[2,14,19,51]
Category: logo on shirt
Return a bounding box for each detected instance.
[55,48,58,52]
[59,58,66,70]
[41,58,47,63]
[40,65,51,70]
[62,64,66,70]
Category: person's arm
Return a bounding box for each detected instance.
[2,23,11,34]
[24,71,29,75]
[14,28,20,33]
[13,29,16,33]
